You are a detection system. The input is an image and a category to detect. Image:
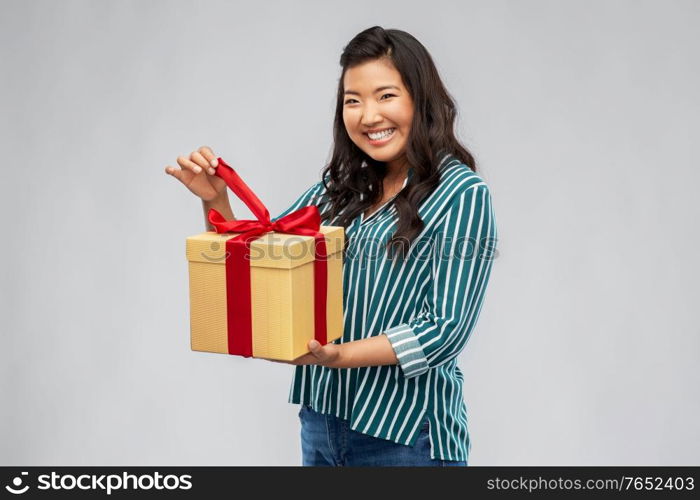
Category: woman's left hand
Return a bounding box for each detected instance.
[260,340,343,367]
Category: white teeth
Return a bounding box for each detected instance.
[368,128,395,140]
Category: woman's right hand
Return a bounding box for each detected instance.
[164,146,229,202]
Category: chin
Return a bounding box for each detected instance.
[356,143,405,163]
[368,152,393,162]
[370,148,403,163]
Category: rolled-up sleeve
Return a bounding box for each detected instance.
[384,184,498,379]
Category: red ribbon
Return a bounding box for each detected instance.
[207,157,329,357]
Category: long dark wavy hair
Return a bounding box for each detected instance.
[320,26,477,261]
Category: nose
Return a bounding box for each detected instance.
[360,102,383,128]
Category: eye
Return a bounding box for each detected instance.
[344,93,396,105]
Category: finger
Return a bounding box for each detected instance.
[198,146,219,168]
[190,151,215,175]
[176,155,203,175]
[308,340,324,359]
[164,165,186,181]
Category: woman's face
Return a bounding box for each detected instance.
[342,58,414,169]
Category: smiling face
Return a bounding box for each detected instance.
[342,58,414,172]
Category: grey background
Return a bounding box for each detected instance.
[1,0,698,466]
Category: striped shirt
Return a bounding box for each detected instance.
[271,152,498,461]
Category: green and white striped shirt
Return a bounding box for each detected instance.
[271,152,498,461]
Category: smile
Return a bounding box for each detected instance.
[364,128,396,145]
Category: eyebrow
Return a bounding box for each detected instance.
[344,85,400,96]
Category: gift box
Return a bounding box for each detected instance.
[185,158,345,361]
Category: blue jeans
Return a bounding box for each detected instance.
[298,404,467,467]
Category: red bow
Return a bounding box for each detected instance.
[207,157,329,357]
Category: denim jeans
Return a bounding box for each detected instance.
[298,404,467,467]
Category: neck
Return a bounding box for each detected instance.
[385,156,409,181]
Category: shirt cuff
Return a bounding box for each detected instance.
[384,324,429,378]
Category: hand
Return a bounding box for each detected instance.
[164,146,229,201]
[261,340,343,368]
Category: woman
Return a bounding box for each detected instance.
[165,26,498,466]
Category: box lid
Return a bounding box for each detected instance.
[186,225,345,269]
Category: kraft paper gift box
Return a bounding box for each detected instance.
[185,158,344,361]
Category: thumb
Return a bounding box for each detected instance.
[309,340,321,351]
